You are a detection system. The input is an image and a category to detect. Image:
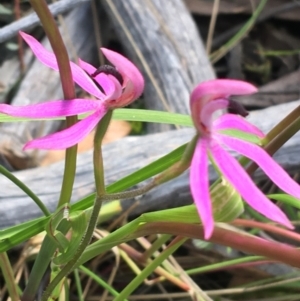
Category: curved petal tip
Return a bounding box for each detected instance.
[101,48,144,106]
[190,79,257,134]
[191,79,257,106]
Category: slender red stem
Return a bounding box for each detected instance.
[134,222,300,268]
[232,218,300,243]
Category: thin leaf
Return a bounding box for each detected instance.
[113,109,192,126]
[268,194,300,210]
[210,0,268,63]
[219,129,262,145]
[72,143,188,211]
[0,109,193,127]
[0,141,187,252]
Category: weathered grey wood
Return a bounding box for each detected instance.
[204,1,300,49]
[185,0,300,21]
[0,0,215,169]
[0,48,33,104]
[0,1,98,170]
[0,0,90,44]
[1,99,300,229]
[99,0,215,132]
[235,70,300,108]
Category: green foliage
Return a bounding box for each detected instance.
[0,108,193,127]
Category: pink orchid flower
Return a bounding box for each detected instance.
[190,79,300,239]
[0,32,144,150]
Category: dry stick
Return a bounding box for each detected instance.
[0,253,19,301]
[91,0,104,65]
[247,110,300,176]
[119,243,190,291]
[210,0,267,63]
[0,0,90,43]
[103,0,174,116]
[213,2,300,48]
[14,0,25,73]
[206,0,220,55]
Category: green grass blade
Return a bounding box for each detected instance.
[0,109,193,127]
[72,142,188,211]
[0,141,187,252]
[0,218,49,252]
[0,200,122,253]
[268,194,300,210]
[0,165,50,216]
[113,109,192,126]
[79,266,128,300]
[113,238,188,301]
[210,0,268,63]
[186,255,264,275]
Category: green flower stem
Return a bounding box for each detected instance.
[21,222,70,301]
[93,111,113,195]
[247,114,300,175]
[98,182,156,201]
[0,252,20,301]
[29,0,75,101]
[57,144,78,208]
[265,106,300,143]
[0,165,50,216]
[42,112,113,301]
[98,134,198,202]
[41,203,101,298]
[23,2,77,300]
[134,222,300,268]
[29,0,78,208]
[79,133,198,204]
[153,134,198,185]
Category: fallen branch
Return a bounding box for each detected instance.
[1,99,300,229]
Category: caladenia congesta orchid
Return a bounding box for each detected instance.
[0,31,144,150]
[12,30,145,298]
[189,79,300,239]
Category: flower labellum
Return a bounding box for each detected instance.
[189,79,300,239]
[0,32,144,150]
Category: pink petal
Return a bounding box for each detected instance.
[200,99,229,129]
[190,80,257,134]
[214,114,265,138]
[0,99,99,118]
[20,31,105,100]
[216,134,300,200]
[191,79,257,106]
[190,138,214,239]
[79,59,123,101]
[95,73,123,101]
[24,107,107,150]
[210,138,293,229]
[101,48,144,106]
[78,59,97,75]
